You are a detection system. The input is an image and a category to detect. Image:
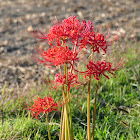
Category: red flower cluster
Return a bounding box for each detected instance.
[40,16,89,46]
[29,95,58,119]
[81,31,109,53]
[30,16,118,55]
[29,15,125,85]
[54,72,79,91]
[85,59,125,80]
[32,46,78,66]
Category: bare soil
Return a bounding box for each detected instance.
[0,0,140,93]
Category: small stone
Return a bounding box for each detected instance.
[3,40,9,46]
[101,13,106,17]
[64,0,69,3]
[13,19,18,24]
[25,14,31,20]
[119,28,126,34]
[41,12,46,17]
[77,11,84,19]
[27,26,34,32]
[19,17,26,23]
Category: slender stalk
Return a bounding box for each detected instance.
[68,95,74,140]
[61,113,65,140]
[65,104,71,140]
[64,63,72,140]
[61,84,69,140]
[64,63,68,140]
[59,65,63,140]
[61,39,73,139]
[28,111,31,119]
[65,112,68,140]
[92,80,99,140]
[46,113,51,140]
[59,65,62,75]
[68,44,75,140]
[59,105,64,140]
[87,75,91,140]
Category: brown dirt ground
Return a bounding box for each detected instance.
[0,0,140,94]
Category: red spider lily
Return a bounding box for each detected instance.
[44,16,88,46]
[60,16,94,45]
[29,95,59,119]
[85,58,126,80]
[80,27,117,54]
[31,46,78,67]
[54,72,80,91]
[29,16,82,45]
[29,16,120,54]
[29,16,94,47]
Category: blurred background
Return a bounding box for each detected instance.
[0,0,139,94]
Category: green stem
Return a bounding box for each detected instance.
[28,111,31,119]
[65,104,71,140]
[68,95,74,140]
[59,65,63,140]
[87,75,91,140]
[61,111,65,140]
[64,63,72,140]
[65,110,68,140]
[92,80,99,140]
[46,113,51,140]
[59,105,64,140]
